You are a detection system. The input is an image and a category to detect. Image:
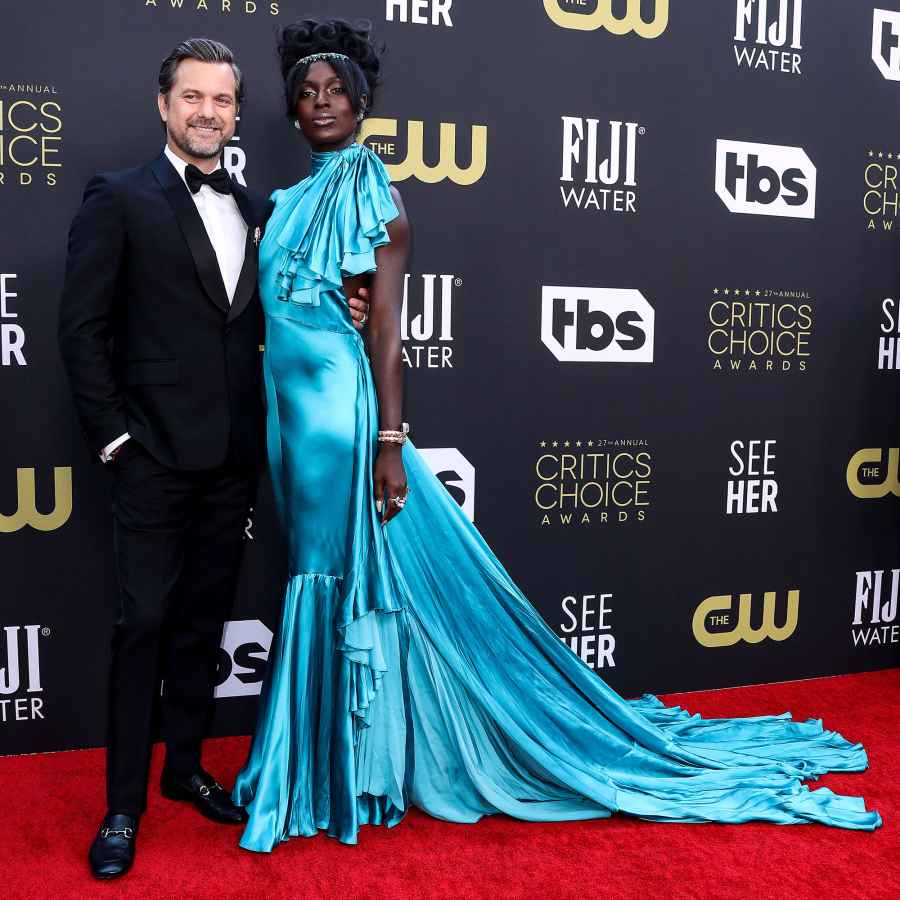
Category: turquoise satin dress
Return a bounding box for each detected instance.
[233,143,881,850]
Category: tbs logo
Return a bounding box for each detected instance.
[541,287,654,363]
[872,9,900,81]
[715,139,816,219]
[214,619,272,699]
[418,448,475,521]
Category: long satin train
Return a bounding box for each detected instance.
[234,441,880,849]
[233,142,880,850]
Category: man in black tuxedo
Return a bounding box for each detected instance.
[58,39,368,879]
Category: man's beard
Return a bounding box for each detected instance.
[170,122,227,160]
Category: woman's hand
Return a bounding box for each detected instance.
[347,287,370,331]
[373,444,408,525]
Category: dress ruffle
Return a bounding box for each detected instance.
[268,143,399,307]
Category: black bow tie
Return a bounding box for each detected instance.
[184,164,233,196]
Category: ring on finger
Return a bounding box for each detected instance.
[389,488,409,509]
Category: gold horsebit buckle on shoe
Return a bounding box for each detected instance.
[99,827,134,839]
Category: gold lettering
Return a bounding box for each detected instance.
[544,0,669,38]
[0,468,73,533]
[847,448,900,498]
[359,119,487,186]
[693,590,800,647]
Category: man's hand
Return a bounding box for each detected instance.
[347,287,370,331]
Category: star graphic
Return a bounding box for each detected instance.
[713,288,719,295]
[879,151,884,158]
[540,441,547,448]
[563,440,570,448]
[746,289,752,296]
[587,440,594,447]
[552,441,559,448]
[755,290,761,297]
[869,150,874,157]
[724,288,730,296]
[575,440,582,447]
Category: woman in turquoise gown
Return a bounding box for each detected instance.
[233,19,881,850]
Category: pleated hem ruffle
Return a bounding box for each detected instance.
[233,571,409,852]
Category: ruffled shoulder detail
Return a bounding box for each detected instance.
[267,143,399,304]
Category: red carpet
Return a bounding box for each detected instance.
[2,669,897,900]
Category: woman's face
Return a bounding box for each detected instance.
[295,61,361,151]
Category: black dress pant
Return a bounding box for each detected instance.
[106,439,255,816]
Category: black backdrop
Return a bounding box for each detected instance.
[2,0,899,756]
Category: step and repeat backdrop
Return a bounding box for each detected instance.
[2,0,899,755]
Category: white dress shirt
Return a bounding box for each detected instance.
[100,145,248,461]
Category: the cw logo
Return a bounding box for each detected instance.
[0,468,72,533]
[692,590,799,647]
[543,0,669,38]
[846,448,900,499]
[359,119,487,185]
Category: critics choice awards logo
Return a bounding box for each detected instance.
[693,589,799,647]
[715,140,816,219]
[541,287,654,363]
[560,117,642,213]
[733,0,803,75]
[543,0,669,38]
[852,569,898,648]
[142,0,281,15]
[0,625,46,724]
[402,273,458,369]
[707,287,812,373]
[361,119,487,186]
[386,0,453,26]
[726,440,778,515]
[846,448,900,499]
[863,149,900,233]
[534,439,651,527]
[1,273,26,366]
[0,467,72,533]
[0,83,62,188]
[557,591,617,670]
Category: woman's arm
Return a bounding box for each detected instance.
[368,186,411,524]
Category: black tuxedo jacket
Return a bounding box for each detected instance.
[58,152,271,471]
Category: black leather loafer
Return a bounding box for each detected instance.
[89,813,138,879]
[160,769,247,824]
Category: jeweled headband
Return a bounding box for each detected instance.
[292,52,351,72]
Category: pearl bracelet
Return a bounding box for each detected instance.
[378,422,410,445]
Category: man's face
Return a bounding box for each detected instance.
[158,59,238,161]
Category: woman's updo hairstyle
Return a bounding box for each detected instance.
[278,18,382,122]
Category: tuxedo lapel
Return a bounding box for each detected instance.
[228,233,258,323]
[227,181,259,323]
[149,154,229,314]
